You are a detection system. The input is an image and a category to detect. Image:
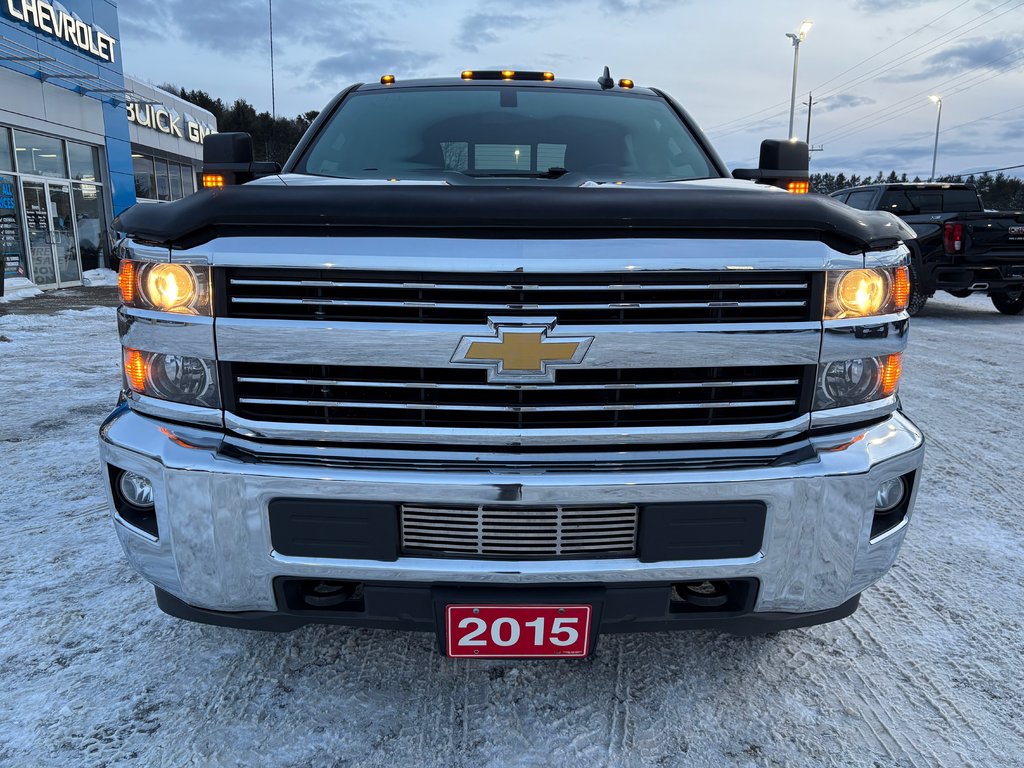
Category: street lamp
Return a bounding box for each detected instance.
[786,20,814,139]
[929,95,942,182]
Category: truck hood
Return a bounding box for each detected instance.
[113,174,915,253]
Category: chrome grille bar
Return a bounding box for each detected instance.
[230,278,810,291]
[237,397,798,412]
[230,297,808,310]
[400,504,639,558]
[236,376,801,391]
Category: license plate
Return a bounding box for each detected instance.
[445,604,592,658]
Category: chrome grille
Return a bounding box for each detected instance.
[227,363,809,429]
[400,504,639,558]
[222,268,816,324]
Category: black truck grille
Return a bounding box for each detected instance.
[226,362,810,429]
[222,268,817,325]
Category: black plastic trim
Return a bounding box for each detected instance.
[154,584,861,637]
[114,183,911,253]
[268,499,399,561]
[638,502,767,563]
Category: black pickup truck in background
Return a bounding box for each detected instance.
[830,183,1024,315]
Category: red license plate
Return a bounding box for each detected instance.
[445,604,592,658]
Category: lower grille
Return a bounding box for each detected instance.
[226,363,809,429]
[400,504,638,559]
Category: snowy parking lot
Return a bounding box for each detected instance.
[1,290,1022,767]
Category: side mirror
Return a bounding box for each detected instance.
[198,132,281,189]
[733,139,810,193]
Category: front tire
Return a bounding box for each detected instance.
[907,260,929,316]
[992,289,1024,315]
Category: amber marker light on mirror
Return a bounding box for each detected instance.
[124,348,147,392]
[118,260,135,304]
[787,180,810,194]
[201,173,225,188]
[881,353,903,397]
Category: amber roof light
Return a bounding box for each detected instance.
[380,74,395,85]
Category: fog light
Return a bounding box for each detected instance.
[119,471,154,509]
[875,477,906,513]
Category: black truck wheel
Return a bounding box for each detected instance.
[991,289,1024,315]
[907,260,928,316]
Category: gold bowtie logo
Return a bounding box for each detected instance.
[452,319,594,382]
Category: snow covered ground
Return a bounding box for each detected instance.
[1,292,1022,767]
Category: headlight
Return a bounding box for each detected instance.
[118,260,210,315]
[814,353,902,410]
[825,266,910,320]
[123,348,220,408]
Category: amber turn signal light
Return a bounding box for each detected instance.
[123,348,148,392]
[118,259,135,304]
[881,353,903,397]
[891,266,910,311]
[201,173,225,189]
[787,180,810,194]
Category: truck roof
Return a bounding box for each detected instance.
[835,182,976,194]
[355,75,660,98]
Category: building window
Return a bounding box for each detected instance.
[68,142,101,182]
[154,159,170,201]
[73,183,107,272]
[1,173,27,278]
[169,163,183,200]
[133,154,155,198]
[13,130,67,178]
[130,149,199,202]
[181,165,195,196]
[0,128,13,173]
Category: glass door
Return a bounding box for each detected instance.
[21,179,82,288]
[49,182,82,286]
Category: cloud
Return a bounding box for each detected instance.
[454,13,538,53]
[889,34,1024,81]
[309,47,439,84]
[816,93,877,113]
[850,0,930,11]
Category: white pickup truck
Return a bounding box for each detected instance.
[100,69,924,658]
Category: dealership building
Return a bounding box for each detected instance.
[1,0,216,290]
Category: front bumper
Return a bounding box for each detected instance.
[99,407,924,629]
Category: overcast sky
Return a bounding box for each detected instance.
[117,0,1024,179]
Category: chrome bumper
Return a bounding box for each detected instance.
[99,407,924,616]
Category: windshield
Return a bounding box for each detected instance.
[296,86,718,183]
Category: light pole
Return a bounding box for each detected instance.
[786,20,814,140]
[929,95,942,182]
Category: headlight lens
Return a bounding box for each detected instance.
[118,260,210,315]
[825,266,910,320]
[814,353,902,410]
[145,264,197,311]
[123,348,220,408]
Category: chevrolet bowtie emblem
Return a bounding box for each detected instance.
[451,317,594,383]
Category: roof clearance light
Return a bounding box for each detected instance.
[380,74,395,85]
[201,173,225,189]
[618,78,634,89]
[787,180,810,194]
[501,70,515,80]
[462,70,474,79]
[543,71,555,81]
